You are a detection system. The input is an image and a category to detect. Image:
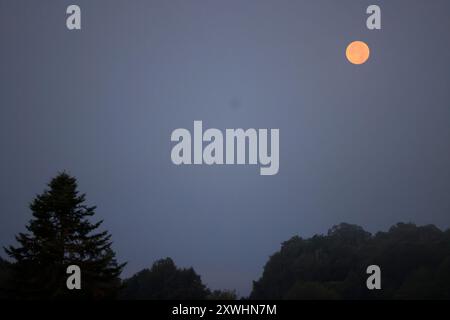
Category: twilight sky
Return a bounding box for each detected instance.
[1,0,450,295]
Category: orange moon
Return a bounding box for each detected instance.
[346,41,370,65]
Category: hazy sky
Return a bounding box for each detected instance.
[1,0,450,295]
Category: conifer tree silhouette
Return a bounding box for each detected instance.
[5,173,125,299]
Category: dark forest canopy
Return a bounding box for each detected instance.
[250,223,450,300]
[120,257,237,300]
[120,257,209,300]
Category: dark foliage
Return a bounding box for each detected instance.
[4,173,125,299]
[250,223,450,299]
[120,258,210,299]
[207,289,238,300]
[0,257,12,299]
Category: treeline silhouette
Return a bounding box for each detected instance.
[0,173,449,300]
[119,257,237,300]
[250,223,450,299]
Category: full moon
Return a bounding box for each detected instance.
[346,41,370,65]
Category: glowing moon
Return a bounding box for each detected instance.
[346,41,370,65]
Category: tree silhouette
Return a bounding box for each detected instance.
[3,173,450,300]
[4,173,125,299]
[120,258,209,299]
[250,223,450,300]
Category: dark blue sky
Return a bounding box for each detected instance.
[1,0,450,295]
